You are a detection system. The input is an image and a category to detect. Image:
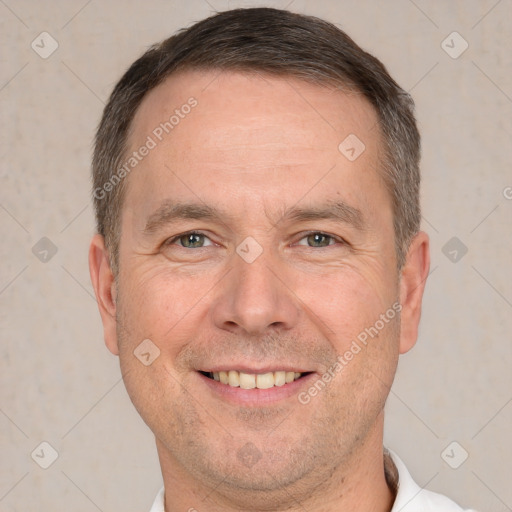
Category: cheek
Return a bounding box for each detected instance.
[116,264,214,360]
[295,264,399,353]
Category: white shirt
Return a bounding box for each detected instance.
[149,450,476,512]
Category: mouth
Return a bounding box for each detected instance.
[199,370,311,389]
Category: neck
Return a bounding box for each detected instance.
[157,413,395,512]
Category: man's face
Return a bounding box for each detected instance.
[95,71,422,502]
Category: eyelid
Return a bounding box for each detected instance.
[165,230,215,248]
[293,231,346,247]
[163,230,347,249]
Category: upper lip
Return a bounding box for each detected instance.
[198,365,314,374]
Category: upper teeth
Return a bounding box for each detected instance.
[211,370,302,389]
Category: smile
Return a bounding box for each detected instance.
[200,370,307,389]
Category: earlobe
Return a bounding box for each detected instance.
[88,234,119,355]
[398,231,430,354]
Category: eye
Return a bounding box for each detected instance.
[296,232,339,248]
[168,232,214,249]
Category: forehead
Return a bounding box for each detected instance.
[130,69,380,152]
[124,69,387,224]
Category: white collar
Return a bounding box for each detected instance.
[386,449,471,511]
[149,486,165,512]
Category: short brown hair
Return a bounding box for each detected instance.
[92,7,420,274]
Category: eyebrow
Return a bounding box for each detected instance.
[143,200,231,235]
[142,198,365,235]
[277,200,365,231]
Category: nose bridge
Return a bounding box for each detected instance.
[211,247,299,335]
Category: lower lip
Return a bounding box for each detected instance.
[197,372,316,406]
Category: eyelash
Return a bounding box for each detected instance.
[165,231,345,249]
[166,231,214,248]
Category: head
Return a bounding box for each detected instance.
[89,7,429,508]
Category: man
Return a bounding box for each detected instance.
[89,7,476,512]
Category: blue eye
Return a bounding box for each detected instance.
[297,232,337,248]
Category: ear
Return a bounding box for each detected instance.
[398,231,430,354]
[89,234,119,355]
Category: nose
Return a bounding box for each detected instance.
[210,251,300,336]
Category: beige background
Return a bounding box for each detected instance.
[1,1,511,511]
